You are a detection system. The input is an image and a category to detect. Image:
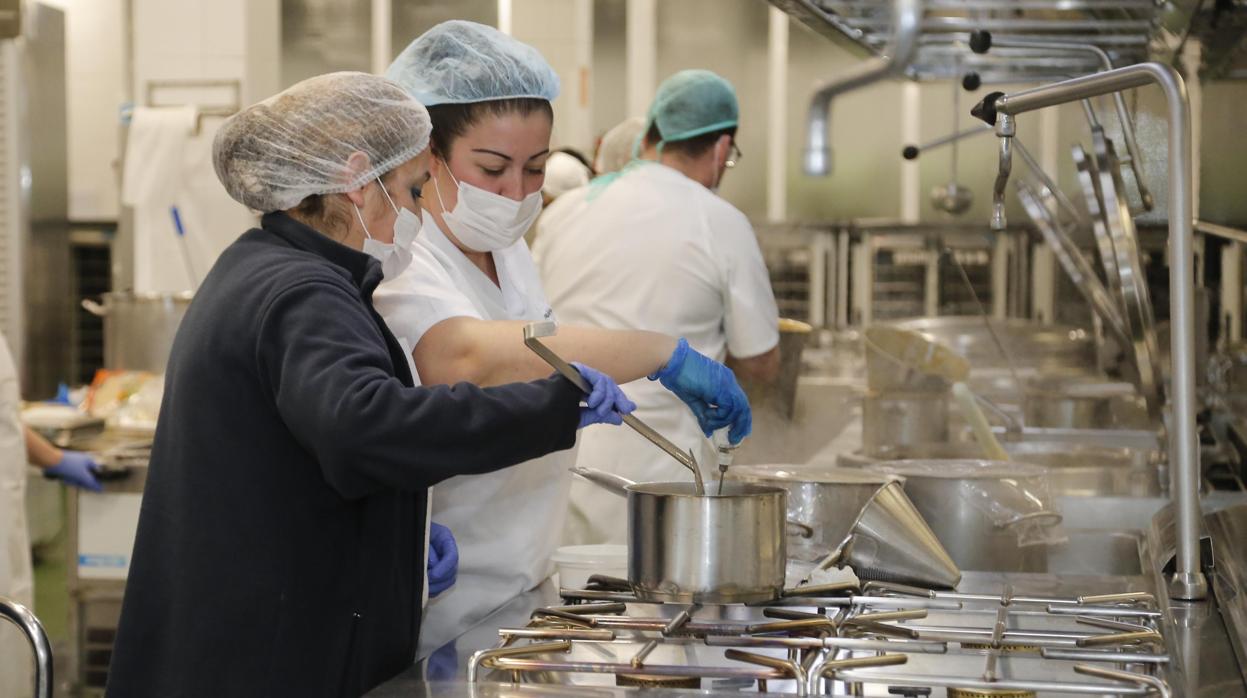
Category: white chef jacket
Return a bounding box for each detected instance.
[0,334,33,695]
[374,216,571,660]
[534,162,780,546]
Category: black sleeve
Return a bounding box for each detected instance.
[256,278,581,499]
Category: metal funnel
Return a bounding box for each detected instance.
[830,481,962,589]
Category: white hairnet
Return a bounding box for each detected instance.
[213,71,432,213]
[594,116,646,174]
[542,152,591,199]
[386,20,560,106]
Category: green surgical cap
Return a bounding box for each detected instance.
[644,69,739,147]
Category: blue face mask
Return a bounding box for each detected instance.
[354,177,422,279]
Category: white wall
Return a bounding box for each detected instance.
[42,0,280,223]
[512,0,594,154]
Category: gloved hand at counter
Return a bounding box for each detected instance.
[46,450,103,492]
[427,522,458,597]
[572,363,637,428]
[650,338,752,444]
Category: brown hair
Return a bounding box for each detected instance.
[427,98,553,158]
[644,123,737,158]
[289,168,403,241]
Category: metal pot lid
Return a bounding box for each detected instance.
[1015,178,1131,354]
[1092,130,1163,421]
[869,459,1049,479]
[727,464,898,485]
[1023,380,1137,399]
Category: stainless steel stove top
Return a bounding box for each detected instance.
[463,574,1170,696]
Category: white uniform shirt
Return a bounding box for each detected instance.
[535,162,780,545]
[0,335,33,695]
[374,217,570,659]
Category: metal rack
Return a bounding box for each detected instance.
[468,578,1172,695]
[769,0,1167,83]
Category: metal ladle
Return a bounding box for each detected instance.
[523,321,705,495]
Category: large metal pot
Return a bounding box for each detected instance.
[894,317,1096,373]
[841,441,1162,497]
[82,292,192,373]
[573,469,787,603]
[862,391,948,455]
[726,465,898,563]
[864,459,1062,573]
[1021,376,1143,429]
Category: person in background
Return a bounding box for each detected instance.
[376,21,752,659]
[0,333,101,697]
[541,151,591,208]
[106,72,636,698]
[529,150,591,248]
[534,69,782,546]
[593,116,647,175]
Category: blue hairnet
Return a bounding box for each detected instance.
[213,72,431,212]
[386,20,560,106]
[645,69,738,147]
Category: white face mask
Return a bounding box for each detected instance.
[432,162,543,253]
[354,177,421,280]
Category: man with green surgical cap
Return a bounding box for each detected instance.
[535,69,781,545]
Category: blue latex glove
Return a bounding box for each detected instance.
[572,363,637,428]
[425,641,459,681]
[46,451,102,492]
[427,522,458,597]
[650,338,752,444]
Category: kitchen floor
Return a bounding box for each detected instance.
[31,489,73,697]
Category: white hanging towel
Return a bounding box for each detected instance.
[122,107,256,294]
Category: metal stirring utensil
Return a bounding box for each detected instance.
[523,321,705,495]
[713,429,737,495]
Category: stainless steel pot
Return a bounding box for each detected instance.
[82,291,193,373]
[726,465,898,563]
[1021,376,1142,429]
[894,317,1096,373]
[861,391,948,456]
[573,469,787,603]
[864,459,1062,573]
[840,441,1162,497]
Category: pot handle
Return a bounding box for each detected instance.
[570,467,635,498]
[81,298,107,317]
[998,510,1063,529]
[786,520,815,539]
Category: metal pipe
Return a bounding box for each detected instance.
[900,123,993,160]
[974,62,1206,600]
[1042,648,1170,664]
[990,114,1015,230]
[985,36,1153,211]
[0,597,52,698]
[803,0,920,175]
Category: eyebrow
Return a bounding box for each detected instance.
[471,148,552,162]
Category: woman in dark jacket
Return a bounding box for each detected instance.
[106,71,635,698]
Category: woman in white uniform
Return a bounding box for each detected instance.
[1,333,102,695]
[374,21,753,658]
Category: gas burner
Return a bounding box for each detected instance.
[615,673,701,689]
[467,578,1173,695]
